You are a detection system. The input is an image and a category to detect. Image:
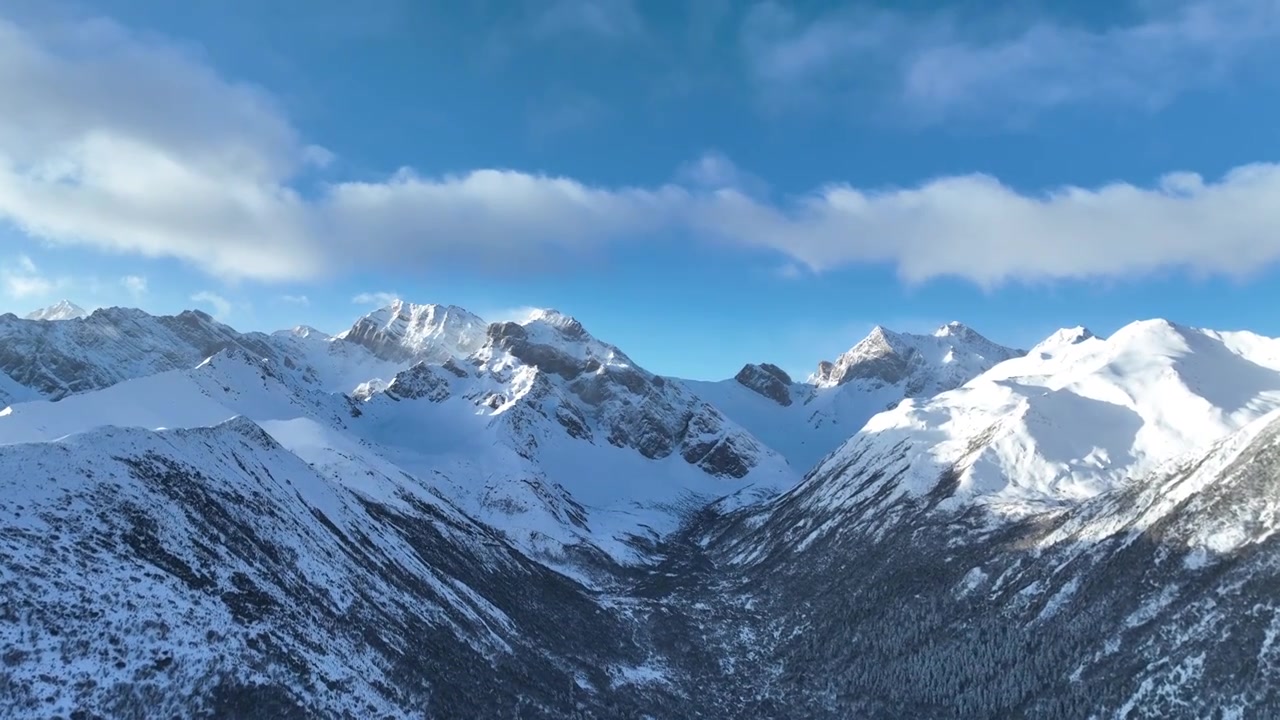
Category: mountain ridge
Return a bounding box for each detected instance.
[3,302,1280,717]
[684,321,1023,472]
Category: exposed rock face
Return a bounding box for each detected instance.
[810,323,1021,398]
[0,419,670,719]
[684,322,1024,477]
[0,308,280,399]
[811,327,918,388]
[734,363,794,406]
[384,363,452,402]
[474,311,770,478]
[689,409,1280,718]
[340,301,487,363]
[486,321,594,381]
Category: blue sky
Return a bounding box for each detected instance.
[2,0,1280,379]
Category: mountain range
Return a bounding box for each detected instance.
[2,298,1278,718]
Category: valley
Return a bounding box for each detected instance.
[2,301,1279,718]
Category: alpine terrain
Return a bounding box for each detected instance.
[2,302,1278,718]
[683,321,1023,472]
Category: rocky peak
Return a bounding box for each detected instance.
[809,322,1020,396]
[734,363,794,406]
[340,300,488,363]
[476,313,771,479]
[524,309,588,339]
[383,363,453,403]
[0,306,277,399]
[484,310,633,381]
[811,326,914,389]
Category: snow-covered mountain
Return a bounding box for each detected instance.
[781,318,1280,530]
[693,388,1280,717]
[0,417,685,718]
[24,299,88,321]
[684,322,1021,472]
[0,307,284,399]
[338,299,489,363]
[6,303,1280,718]
[0,302,794,565]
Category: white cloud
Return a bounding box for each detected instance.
[325,169,680,268]
[190,291,232,320]
[0,15,322,281]
[352,291,400,306]
[121,274,147,297]
[3,9,1280,291]
[741,0,1280,121]
[676,151,768,196]
[3,254,58,299]
[280,294,310,305]
[689,164,1280,286]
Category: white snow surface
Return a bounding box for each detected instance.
[0,417,526,717]
[682,377,906,474]
[0,368,39,407]
[0,305,797,566]
[804,319,1280,518]
[24,299,88,321]
[685,322,1020,472]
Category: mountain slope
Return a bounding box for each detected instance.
[660,320,1280,717]
[0,368,39,407]
[0,304,797,566]
[0,418,676,718]
[786,319,1280,527]
[4,306,1280,718]
[684,322,1021,472]
[350,309,797,562]
[681,405,1280,718]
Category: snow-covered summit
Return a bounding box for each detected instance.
[338,300,488,363]
[809,322,1022,395]
[24,300,88,321]
[687,322,1021,472]
[1029,326,1095,356]
[274,325,331,341]
[800,318,1280,523]
[477,308,636,379]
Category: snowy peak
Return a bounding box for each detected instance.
[465,311,787,480]
[1030,325,1096,355]
[274,325,331,341]
[800,319,1280,527]
[339,300,488,363]
[523,308,588,337]
[933,320,975,339]
[810,322,1019,396]
[24,300,88,321]
[482,309,634,379]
